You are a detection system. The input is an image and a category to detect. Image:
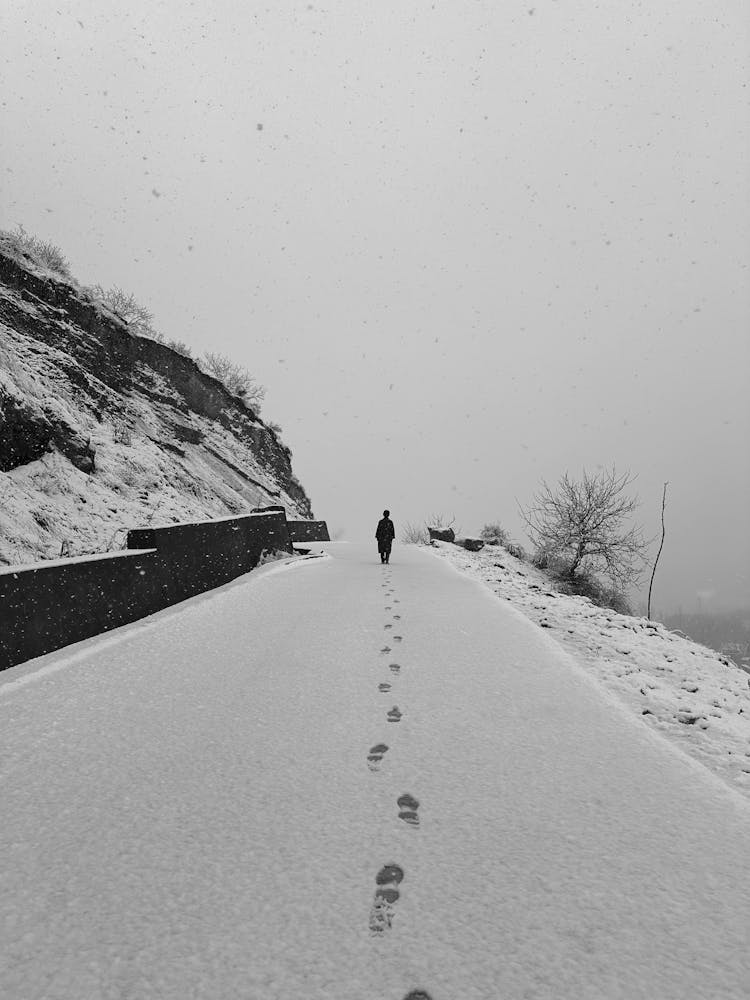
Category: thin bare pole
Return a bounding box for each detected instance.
[647,482,668,620]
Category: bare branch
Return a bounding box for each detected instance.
[647,482,669,620]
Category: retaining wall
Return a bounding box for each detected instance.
[0,510,291,671]
[288,520,330,542]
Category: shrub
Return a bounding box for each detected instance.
[401,522,429,545]
[531,547,549,569]
[1,224,72,278]
[504,541,527,561]
[553,567,632,615]
[201,352,266,410]
[166,338,192,358]
[480,522,509,544]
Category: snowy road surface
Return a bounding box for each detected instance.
[2,543,749,1000]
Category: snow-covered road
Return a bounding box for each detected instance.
[2,543,749,1000]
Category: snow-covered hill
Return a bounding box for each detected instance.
[431,541,750,800]
[0,237,313,566]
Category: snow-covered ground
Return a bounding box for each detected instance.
[431,540,750,801]
[1,543,749,999]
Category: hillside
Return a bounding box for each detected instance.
[0,236,313,566]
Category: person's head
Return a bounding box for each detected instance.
[383,509,390,517]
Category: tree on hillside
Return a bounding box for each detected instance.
[201,352,266,410]
[520,467,650,590]
[92,285,159,339]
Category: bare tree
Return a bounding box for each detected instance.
[647,482,669,620]
[520,467,650,590]
[92,285,158,339]
[201,352,266,410]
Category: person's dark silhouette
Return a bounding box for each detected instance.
[375,510,395,564]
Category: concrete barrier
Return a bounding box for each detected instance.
[0,548,161,671]
[288,520,330,543]
[0,510,292,672]
[127,509,291,603]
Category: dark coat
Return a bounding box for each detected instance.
[375,516,395,546]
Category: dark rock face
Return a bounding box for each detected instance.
[172,422,203,445]
[428,526,455,543]
[0,389,50,471]
[0,388,95,473]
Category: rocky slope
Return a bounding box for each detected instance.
[0,236,313,566]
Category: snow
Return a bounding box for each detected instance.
[430,541,750,800]
[1,542,749,999]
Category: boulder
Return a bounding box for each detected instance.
[428,526,455,543]
[456,537,485,552]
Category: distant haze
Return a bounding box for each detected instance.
[2,0,748,613]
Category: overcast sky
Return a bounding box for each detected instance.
[2,0,748,614]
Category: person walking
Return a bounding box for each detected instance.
[375,510,395,564]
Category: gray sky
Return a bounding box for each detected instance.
[2,0,749,613]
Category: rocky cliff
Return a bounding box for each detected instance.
[0,236,313,566]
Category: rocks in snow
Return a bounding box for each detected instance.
[428,526,455,543]
[456,537,485,552]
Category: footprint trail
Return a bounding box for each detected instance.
[397,793,420,827]
[369,864,404,934]
[367,743,389,771]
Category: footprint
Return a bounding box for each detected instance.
[367,743,389,770]
[385,606,392,610]
[369,864,404,934]
[387,706,402,723]
[381,645,392,654]
[384,623,393,630]
[389,663,401,674]
[378,682,392,692]
[397,793,420,826]
[403,992,433,1000]
[393,614,401,620]
[393,635,403,643]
